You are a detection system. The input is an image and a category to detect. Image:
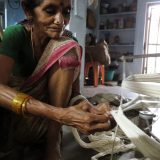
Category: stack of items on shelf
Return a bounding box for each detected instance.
[100,0,137,15]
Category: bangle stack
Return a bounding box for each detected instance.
[12,92,32,115]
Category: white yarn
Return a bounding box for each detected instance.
[89,131,135,159]
[123,73,160,82]
[122,74,160,97]
[72,107,160,160]
[111,108,160,160]
[72,127,135,160]
[69,95,86,105]
[121,74,160,111]
[70,94,135,159]
[129,159,150,160]
[122,96,160,111]
[72,74,160,160]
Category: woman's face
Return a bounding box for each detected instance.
[31,0,71,39]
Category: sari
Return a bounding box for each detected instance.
[0,36,82,160]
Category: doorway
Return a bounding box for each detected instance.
[143,3,160,74]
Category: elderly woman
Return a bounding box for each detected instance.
[0,0,114,159]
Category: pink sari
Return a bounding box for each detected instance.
[23,36,81,86]
[15,36,82,101]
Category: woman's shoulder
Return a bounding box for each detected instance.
[4,24,25,34]
[3,24,28,43]
[0,24,29,60]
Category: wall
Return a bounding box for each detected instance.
[70,0,87,89]
[131,0,160,74]
[5,0,24,27]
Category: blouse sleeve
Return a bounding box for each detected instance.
[0,25,24,61]
[58,46,82,70]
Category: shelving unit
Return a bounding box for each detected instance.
[99,28,135,31]
[100,11,137,17]
[97,0,137,60]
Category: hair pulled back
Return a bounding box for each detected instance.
[21,0,43,11]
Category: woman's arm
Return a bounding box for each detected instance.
[48,61,74,107]
[0,82,109,131]
[0,54,63,121]
[46,47,111,133]
[0,54,110,134]
[0,55,14,85]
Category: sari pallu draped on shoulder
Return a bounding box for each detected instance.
[21,36,82,99]
[0,37,82,160]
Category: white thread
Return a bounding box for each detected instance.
[72,74,160,159]
[111,109,160,160]
[69,95,86,105]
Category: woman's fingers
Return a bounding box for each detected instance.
[89,121,111,133]
[96,103,111,112]
[75,120,111,134]
[89,113,109,123]
[60,103,116,134]
[69,112,111,134]
[72,107,109,123]
[88,105,104,114]
[78,113,116,134]
[80,101,110,115]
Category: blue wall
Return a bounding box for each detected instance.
[6,1,25,27]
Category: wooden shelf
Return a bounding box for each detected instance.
[100,11,137,17]
[109,44,135,47]
[97,0,137,65]
[99,28,135,32]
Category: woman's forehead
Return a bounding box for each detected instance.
[62,0,71,6]
[40,0,71,6]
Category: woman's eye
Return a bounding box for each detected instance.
[44,7,57,15]
[62,7,71,17]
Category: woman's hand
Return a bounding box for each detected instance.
[96,102,117,130]
[58,101,114,134]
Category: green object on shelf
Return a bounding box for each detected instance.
[106,70,115,81]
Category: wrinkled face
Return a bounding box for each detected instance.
[30,0,71,39]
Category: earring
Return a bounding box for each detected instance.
[27,16,33,25]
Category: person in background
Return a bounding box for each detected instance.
[0,0,115,159]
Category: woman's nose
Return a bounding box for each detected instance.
[54,11,64,25]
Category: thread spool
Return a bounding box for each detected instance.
[138,111,155,136]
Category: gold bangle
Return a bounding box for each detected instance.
[21,96,32,117]
[12,92,31,115]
